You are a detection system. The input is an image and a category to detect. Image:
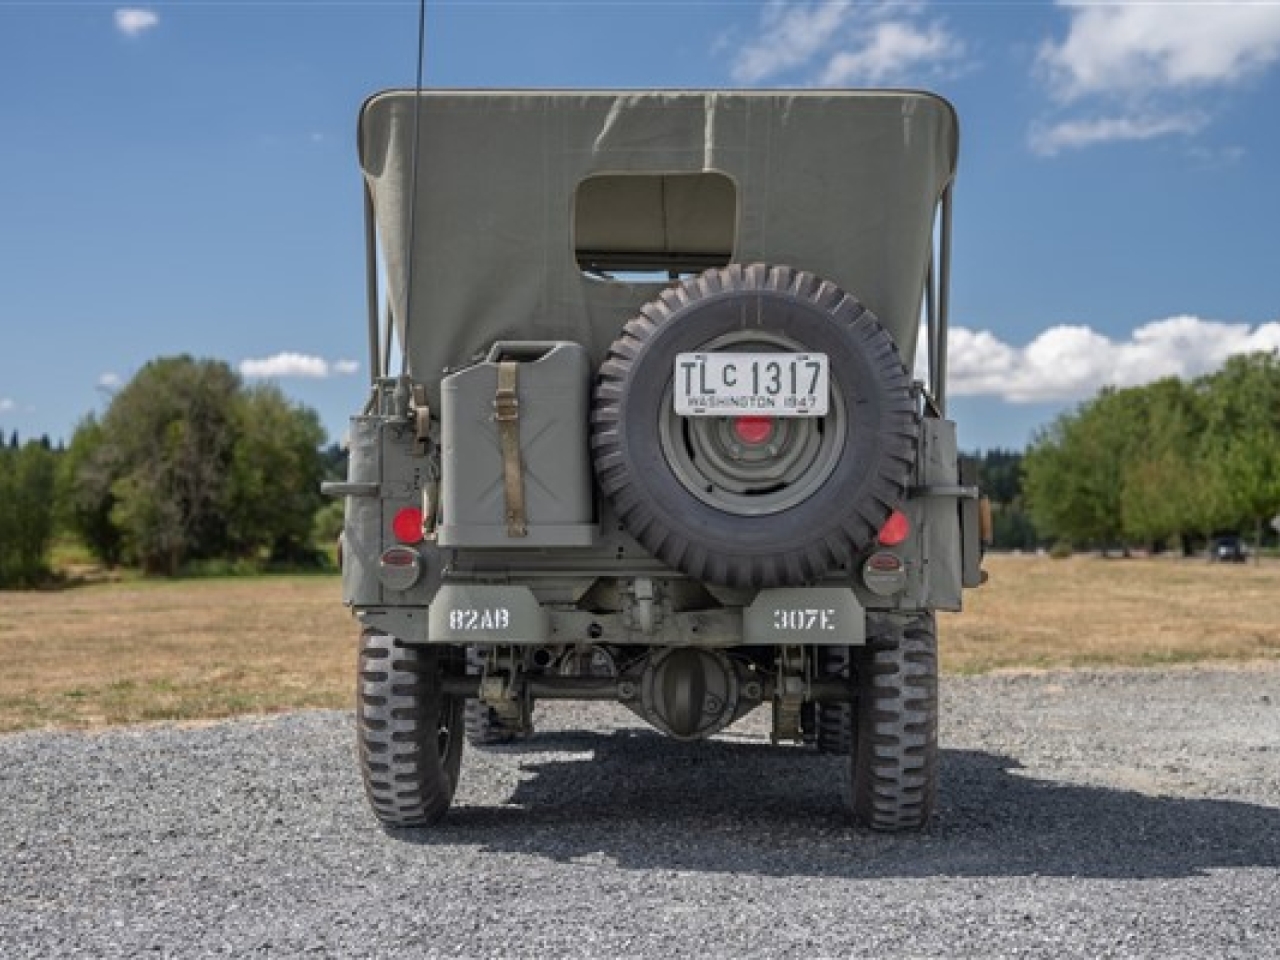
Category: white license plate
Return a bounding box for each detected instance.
[674,352,829,417]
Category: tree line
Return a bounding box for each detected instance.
[5,349,1276,586]
[1024,351,1280,553]
[0,436,58,587]
[0,356,346,587]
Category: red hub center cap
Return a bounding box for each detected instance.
[732,415,775,445]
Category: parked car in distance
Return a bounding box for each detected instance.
[1211,536,1248,563]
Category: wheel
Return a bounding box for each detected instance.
[592,262,917,588]
[850,613,938,831]
[464,699,533,747]
[356,630,464,827]
[815,646,854,755]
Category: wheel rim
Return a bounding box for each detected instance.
[658,331,847,516]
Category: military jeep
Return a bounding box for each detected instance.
[327,89,983,832]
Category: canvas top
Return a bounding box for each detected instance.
[358,90,958,399]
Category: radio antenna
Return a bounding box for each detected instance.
[399,0,428,378]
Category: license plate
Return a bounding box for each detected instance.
[674,352,829,417]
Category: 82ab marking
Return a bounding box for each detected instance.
[447,608,511,631]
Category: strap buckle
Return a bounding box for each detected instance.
[493,390,520,422]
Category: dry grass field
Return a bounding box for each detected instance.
[1,554,1278,733]
[0,576,353,734]
[941,553,1280,673]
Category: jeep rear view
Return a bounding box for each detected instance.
[326,90,985,832]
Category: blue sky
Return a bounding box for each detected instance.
[2,1,1278,453]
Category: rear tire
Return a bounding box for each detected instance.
[850,613,938,831]
[357,631,464,828]
[815,645,853,755]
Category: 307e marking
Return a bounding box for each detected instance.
[773,608,838,631]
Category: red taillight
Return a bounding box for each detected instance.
[392,507,424,544]
[877,510,910,547]
[732,415,775,445]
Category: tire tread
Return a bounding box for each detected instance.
[357,631,463,828]
[851,613,939,831]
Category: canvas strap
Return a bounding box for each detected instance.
[494,361,528,538]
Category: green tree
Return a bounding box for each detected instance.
[224,384,327,563]
[61,355,332,575]
[0,441,57,586]
[1116,378,1208,548]
[1023,416,1080,545]
[312,499,345,548]
[1024,389,1135,549]
[319,441,348,484]
[1024,355,1280,555]
[977,448,1025,506]
[77,356,240,574]
[990,504,1039,551]
[58,415,124,567]
[969,449,1039,550]
[1200,352,1280,551]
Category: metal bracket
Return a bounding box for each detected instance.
[771,645,808,744]
[625,577,662,635]
[909,484,980,499]
[320,481,378,498]
[412,383,432,457]
[913,380,944,420]
[476,648,527,727]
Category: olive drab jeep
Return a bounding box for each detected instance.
[325,90,985,832]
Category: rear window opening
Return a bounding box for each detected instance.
[574,172,737,282]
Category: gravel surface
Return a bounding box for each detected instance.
[2,664,1278,959]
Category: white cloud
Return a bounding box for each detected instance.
[1039,2,1280,102]
[733,0,855,83]
[821,18,964,86]
[97,372,122,390]
[1029,110,1207,156]
[1031,2,1280,155]
[933,316,1280,404]
[114,8,159,38]
[239,353,360,379]
[730,1,965,87]
[0,398,14,414]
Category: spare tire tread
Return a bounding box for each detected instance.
[592,262,917,588]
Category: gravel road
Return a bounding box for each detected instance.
[2,665,1278,959]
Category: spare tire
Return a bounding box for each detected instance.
[591,263,917,588]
